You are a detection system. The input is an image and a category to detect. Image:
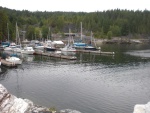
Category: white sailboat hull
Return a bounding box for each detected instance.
[60,47,76,52]
[6,57,22,65]
[4,47,13,51]
[21,50,35,54]
[21,47,35,55]
[13,48,23,53]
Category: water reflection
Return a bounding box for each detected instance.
[126,49,150,58]
[61,51,76,56]
[21,54,34,62]
[0,67,8,81]
[13,68,23,97]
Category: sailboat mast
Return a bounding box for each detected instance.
[7,23,9,42]
[35,32,36,40]
[80,22,82,40]
[91,31,92,43]
[91,31,97,48]
[16,22,18,44]
[49,27,51,40]
[69,28,71,44]
[18,30,21,47]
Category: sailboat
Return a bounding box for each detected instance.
[4,23,21,52]
[5,56,22,65]
[3,23,11,50]
[44,27,56,51]
[1,23,10,49]
[4,23,23,64]
[21,46,35,54]
[34,30,44,50]
[12,22,23,53]
[73,22,87,48]
[60,28,76,52]
[85,31,97,51]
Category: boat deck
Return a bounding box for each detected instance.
[1,59,17,67]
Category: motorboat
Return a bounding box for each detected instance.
[4,47,13,51]
[60,44,76,52]
[61,28,76,52]
[45,45,56,51]
[44,41,56,51]
[21,47,35,54]
[34,43,44,50]
[84,45,97,51]
[6,56,22,65]
[13,47,23,53]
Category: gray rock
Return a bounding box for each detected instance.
[0,84,81,113]
[133,101,150,113]
[0,84,50,113]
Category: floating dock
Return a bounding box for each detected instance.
[1,59,17,67]
[76,50,115,55]
[34,52,77,60]
[34,50,114,60]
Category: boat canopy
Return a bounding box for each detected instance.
[52,41,64,45]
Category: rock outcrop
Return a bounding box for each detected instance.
[0,84,51,113]
[0,84,81,113]
[133,102,150,113]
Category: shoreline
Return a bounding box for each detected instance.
[94,38,150,45]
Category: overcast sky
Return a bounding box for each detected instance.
[0,0,150,12]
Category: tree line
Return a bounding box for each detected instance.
[0,6,150,41]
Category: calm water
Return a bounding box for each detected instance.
[1,44,150,113]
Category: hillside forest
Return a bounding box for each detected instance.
[0,6,150,41]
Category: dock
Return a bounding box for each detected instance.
[34,50,114,60]
[76,50,115,55]
[1,59,17,67]
[34,52,77,60]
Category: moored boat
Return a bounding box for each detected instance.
[45,45,56,51]
[60,44,76,52]
[21,47,35,54]
[5,56,22,65]
[73,22,87,49]
[84,31,98,51]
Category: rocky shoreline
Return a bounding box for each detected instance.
[95,38,150,45]
[0,84,81,113]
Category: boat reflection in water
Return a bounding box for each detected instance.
[21,54,34,62]
[0,67,8,81]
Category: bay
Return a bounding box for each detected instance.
[1,43,150,113]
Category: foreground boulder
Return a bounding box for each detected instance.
[0,84,81,113]
[0,84,51,113]
[133,102,150,113]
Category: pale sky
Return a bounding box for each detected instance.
[0,0,150,12]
